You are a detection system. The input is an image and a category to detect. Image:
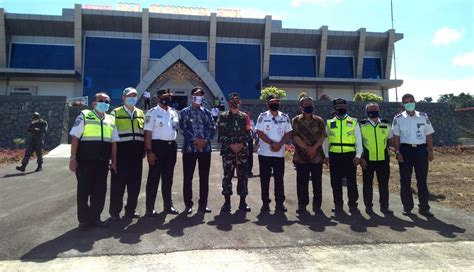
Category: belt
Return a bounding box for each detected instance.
[401,143,426,147]
[153,139,175,145]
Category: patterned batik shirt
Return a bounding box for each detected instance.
[291,114,326,164]
[179,105,216,153]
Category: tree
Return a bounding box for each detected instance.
[419,97,433,103]
[438,92,474,109]
[353,92,383,102]
[260,86,287,101]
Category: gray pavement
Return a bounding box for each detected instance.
[0,144,473,270]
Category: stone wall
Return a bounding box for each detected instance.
[0,95,68,150]
[454,108,474,137]
[241,100,459,146]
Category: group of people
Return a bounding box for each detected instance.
[68,86,435,231]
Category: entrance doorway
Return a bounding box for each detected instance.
[171,95,188,110]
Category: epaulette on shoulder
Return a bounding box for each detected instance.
[394,112,403,118]
[359,119,369,125]
[419,112,427,116]
[259,112,266,116]
[381,119,389,124]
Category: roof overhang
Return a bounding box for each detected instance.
[264,76,403,89]
[0,68,81,81]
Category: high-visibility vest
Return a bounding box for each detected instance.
[77,109,115,161]
[327,115,357,153]
[360,119,390,161]
[112,106,144,142]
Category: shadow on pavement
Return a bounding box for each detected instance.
[160,212,206,237]
[254,211,297,233]
[119,213,167,244]
[296,212,338,232]
[3,171,37,178]
[207,210,250,231]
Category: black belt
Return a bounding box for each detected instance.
[401,143,426,148]
[153,139,175,145]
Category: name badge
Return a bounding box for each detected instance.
[330,122,337,129]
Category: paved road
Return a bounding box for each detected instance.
[0,145,473,269]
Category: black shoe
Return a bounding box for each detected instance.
[221,202,231,213]
[77,223,89,231]
[349,207,360,214]
[419,210,434,218]
[198,207,212,213]
[314,208,324,215]
[260,204,270,212]
[164,206,180,215]
[92,220,109,228]
[238,203,251,212]
[35,165,42,172]
[332,206,343,213]
[365,207,374,215]
[402,210,413,216]
[16,165,26,172]
[124,212,140,219]
[185,207,193,215]
[380,208,394,215]
[296,206,307,214]
[275,204,287,212]
[145,210,161,218]
[109,215,121,221]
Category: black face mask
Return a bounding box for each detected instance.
[229,100,240,109]
[335,108,347,116]
[160,98,171,106]
[367,111,379,118]
[302,106,314,114]
[269,103,280,111]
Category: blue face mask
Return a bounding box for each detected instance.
[404,102,416,112]
[95,102,110,113]
[125,97,137,107]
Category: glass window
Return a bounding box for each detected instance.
[150,40,208,61]
[325,56,354,78]
[269,55,316,77]
[362,58,383,79]
[10,43,74,70]
[215,43,261,99]
[83,37,141,105]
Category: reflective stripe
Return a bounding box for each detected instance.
[361,122,389,161]
[81,109,115,142]
[327,116,357,153]
[112,106,144,141]
[119,136,144,142]
[81,136,112,142]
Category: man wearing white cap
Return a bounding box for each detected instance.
[109,87,145,220]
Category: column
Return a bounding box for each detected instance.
[74,4,82,74]
[140,8,150,79]
[384,29,395,79]
[262,15,272,79]
[318,25,328,78]
[0,8,6,68]
[355,28,366,79]
[208,12,217,77]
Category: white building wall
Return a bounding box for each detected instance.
[321,88,354,101]
[283,87,317,101]
[7,80,77,98]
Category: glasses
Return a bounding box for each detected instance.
[98,100,110,104]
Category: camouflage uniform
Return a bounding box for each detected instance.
[218,110,252,196]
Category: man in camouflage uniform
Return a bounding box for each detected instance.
[217,92,252,213]
[16,112,48,172]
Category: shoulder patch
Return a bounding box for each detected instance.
[394,113,403,118]
[73,116,83,127]
[419,112,427,116]
[257,115,264,123]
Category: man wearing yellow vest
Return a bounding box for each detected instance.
[69,93,119,231]
[323,98,363,214]
[109,87,145,220]
[359,103,394,215]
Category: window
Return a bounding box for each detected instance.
[150,40,208,61]
[215,43,261,99]
[10,43,74,70]
[325,56,354,78]
[269,55,316,77]
[362,58,383,79]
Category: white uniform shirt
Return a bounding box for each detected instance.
[144,105,179,140]
[392,111,435,144]
[322,114,363,158]
[256,110,292,158]
[143,91,151,99]
[69,110,120,142]
[211,107,220,117]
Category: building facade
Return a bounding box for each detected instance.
[0,4,403,106]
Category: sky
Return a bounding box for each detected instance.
[1,0,473,101]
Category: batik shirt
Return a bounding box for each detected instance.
[179,105,216,153]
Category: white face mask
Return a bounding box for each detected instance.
[192,95,204,105]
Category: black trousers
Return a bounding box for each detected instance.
[296,163,323,209]
[183,152,211,208]
[329,152,358,208]
[21,140,43,166]
[76,160,109,224]
[247,139,254,174]
[144,98,151,110]
[362,159,390,209]
[399,144,430,212]
[258,155,285,205]
[146,140,177,212]
[109,141,143,217]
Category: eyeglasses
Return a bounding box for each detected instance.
[98,100,110,104]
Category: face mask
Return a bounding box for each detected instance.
[125,97,137,107]
[160,98,171,106]
[269,103,280,111]
[229,100,240,109]
[95,102,110,113]
[335,108,347,116]
[367,111,379,118]
[404,102,416,112]
[192,96,204,105]
[302,106,314,114]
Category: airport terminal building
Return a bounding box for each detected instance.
[0,4,403,106]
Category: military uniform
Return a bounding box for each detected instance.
[360,118,392,213]
[392,110,435,214]
[217,110,251,196]
[109,106,145,218]
[17,113,48,172]
[70,109,119,226]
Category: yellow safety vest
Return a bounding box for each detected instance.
[327,115,357,153]
[81,109,115,142]
[360,119,390,161]
[112,106,144,142]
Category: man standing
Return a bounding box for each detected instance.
[179,86,216,214]
[143,89,151,110]
[16,112,48,172]
[256,94,292,212]
[217,92,252,213]
[247,111,257,178]
[291,96,326,214]
[109,87,145,220]
[69,92,118,231]
[211,106,220,123]
[323,98,363,214]
[359,102,394,215]
[144,89,180,216]
[392,93,435,217]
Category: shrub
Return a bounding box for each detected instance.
[260,86,287,101]
[353,92,383,102]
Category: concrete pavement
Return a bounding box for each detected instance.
[0,144,473,270]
